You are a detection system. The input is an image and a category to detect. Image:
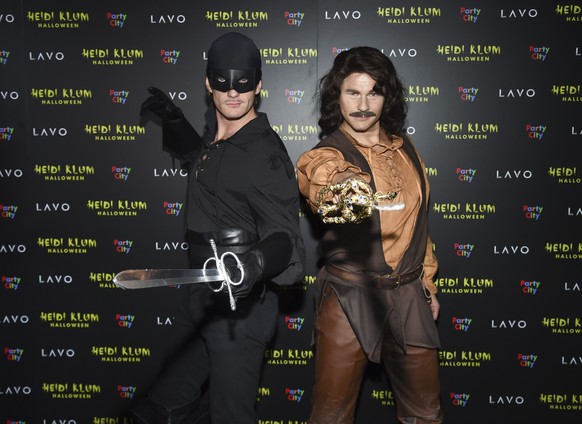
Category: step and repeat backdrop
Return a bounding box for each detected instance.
[1,0,581,423]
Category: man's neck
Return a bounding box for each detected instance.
[214,109,258,142]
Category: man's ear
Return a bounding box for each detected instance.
[205,77,212,92]
[255,80,262,95]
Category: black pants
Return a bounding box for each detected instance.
[139,285,278,424]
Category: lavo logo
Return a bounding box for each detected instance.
[324,10,361,20]
[0,91,19,100]
[491,319,527,329]
[32,127,68,136]
[0,386,32,395]
[493,245,530,255]
[0,169,24,178]
[29,51,65,61]
[488,395,525,404]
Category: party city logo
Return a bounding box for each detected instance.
[2,276,22,291]
[110,89,129,104]
[163,201,183,216]
[548,166,580,184]
[285,388,304,402]
[406,85,439,103]
[92,345,150,363]
[118,385,136,399]
[377,6,442,24]
[27,10,90,29]
[371,389,395,406]
[523,205,543,220]
[0,126,15,141]
[205,9,269,28]
[160,49,180,64]
[460,7,481,23]
[271,123,318,142]
[30,88,91,105]
[114,239,133,254]
[525,123,546,139]
[433,203,495,220]
[434,122,499,141]
[285,11,305,26]
[260,46,317,65]
[434,276,493,295]
[285,316,305,331]
[458,87,478,102]
[456,168,476,182]
[530,45,550,61]
[545,242,582,260]
[116,314,135,328]
[82,48,144,66]
[437,44,501,62]
[439,350,492,367]
[40,311,100,328]
[87,199,147,217]
[34,164,94,181]
[106,12,127,28]
[450,392,470,407]
[452,317,472,332]
[552,84,582,102]
[518,353,538,368]
[89,272,117,289]
[264,349,314,365]
[37,237,96,254]
[454,243,474,257]
[0,50,9,64]
[540,393,582,411]
[555,4,582,22]
[542,316,582,334]
[112,166,131,181]
[1,204,18,219]
[85,123,145,141]
[520,280,541,295]
[42,383,101,399]
[4,348,24,362]
[284,88,305,104]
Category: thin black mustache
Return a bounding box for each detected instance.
[349,111,377,118]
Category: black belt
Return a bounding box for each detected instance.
[186,228,258,256]
[326,263,423,290]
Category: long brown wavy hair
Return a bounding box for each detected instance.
[317,46,408,138]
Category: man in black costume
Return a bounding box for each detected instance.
[131,32,305,424]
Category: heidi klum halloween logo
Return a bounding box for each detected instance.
[434,276,494,294]
[434,122,499,141]
[89,272,117,289]
[545,242,582,260]
[264,349,313,366]
[371,389,395,406]
[92,346,149,363]
[86,199,147,217]
[35,164,94,181]
[82,48,144,66]
[85,123,145,141]
[376,6,442,24]
[27,10,90,29]
[30,88,92,105]
[406,85,440,103]
[260,47,317,65]
[539,393,582,411]
[542,316,581,334]
[439,350,492,367]
[437,44,501,62]
[37,237,97,254]
[555,4,582,22]
[42,383,101,399]
[433,203,495,220]
[205,9,269,28]
[40,311,99,328]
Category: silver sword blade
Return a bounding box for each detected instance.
[113,268,224,289]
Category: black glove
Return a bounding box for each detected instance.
[223,232,293,299]
[140,86,183,122]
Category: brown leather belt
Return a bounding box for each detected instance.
[326,263,423,290]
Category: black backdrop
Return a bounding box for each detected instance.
[1,1,582,423]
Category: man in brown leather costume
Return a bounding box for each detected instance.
[297,47,443,424]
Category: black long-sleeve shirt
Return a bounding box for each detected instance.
[163,112,305,285]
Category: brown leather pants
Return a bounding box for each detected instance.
[309,285,443,424]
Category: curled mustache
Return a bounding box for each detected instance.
[349,111,377,118]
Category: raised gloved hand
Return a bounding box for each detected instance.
[140,86,183,122]
[223,232,293,299]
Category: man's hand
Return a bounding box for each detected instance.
[223,250,264,299]
[140,86,183,122]
[429,294,440,320]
